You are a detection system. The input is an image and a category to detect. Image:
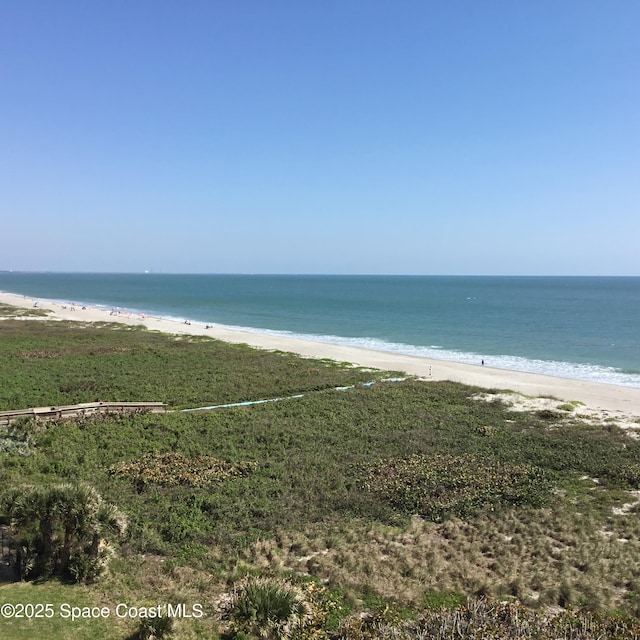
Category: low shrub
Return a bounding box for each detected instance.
[218,576,312,639]
[336,598,640,639]
[422,590,467,610]
[108,452,257,488]
[361,454,554,521]
[129,615,174,640]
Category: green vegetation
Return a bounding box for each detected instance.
[219,576,312,638]
[336,598,640,639]
[0,318,385,410]
[1,314,640,638]
[0,421,31,455]
[421,590,467,610]
[0,582,126,639]
[2,483,126,582]
[0,303,50,319]
[362,454,553,521]
[108,453,257,489]
[557,400,586,412]
[129,615,174,640]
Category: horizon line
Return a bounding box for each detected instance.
[1,270,639,278]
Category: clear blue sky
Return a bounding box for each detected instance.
[1,1,638,275]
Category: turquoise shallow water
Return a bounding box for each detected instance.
[1,273,639,388]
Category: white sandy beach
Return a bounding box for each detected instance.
[2,290,640,420]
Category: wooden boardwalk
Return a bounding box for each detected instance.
[0,401,167,426]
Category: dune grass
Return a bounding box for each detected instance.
[0,303,50,319]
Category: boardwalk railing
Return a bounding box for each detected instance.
[0,401,167,426]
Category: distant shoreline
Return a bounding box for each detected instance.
[2,273,639,389]
[2,290,640,418]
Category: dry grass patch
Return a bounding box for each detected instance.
[244,506,640,612]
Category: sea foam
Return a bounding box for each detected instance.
[192,321,640,389]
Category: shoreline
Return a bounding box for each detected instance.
[2,290,640,418]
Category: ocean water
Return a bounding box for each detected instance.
[1,273,639,388]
